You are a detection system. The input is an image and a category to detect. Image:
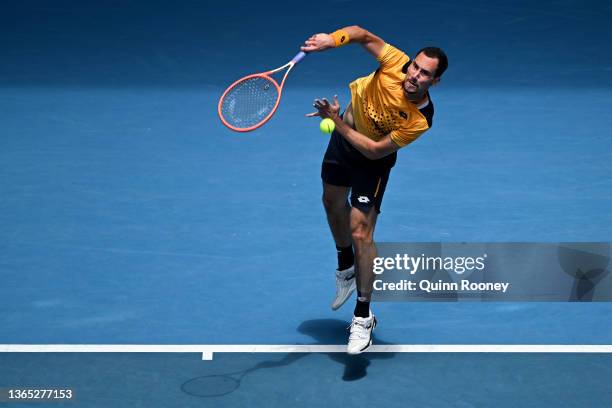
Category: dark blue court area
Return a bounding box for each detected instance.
[1,1,612,406]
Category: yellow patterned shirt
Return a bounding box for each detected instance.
[349,43,432,147]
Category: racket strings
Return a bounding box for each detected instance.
[220,76,279,129]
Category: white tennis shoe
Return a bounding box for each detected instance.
[331,266,356,310]
[347,312,377,355]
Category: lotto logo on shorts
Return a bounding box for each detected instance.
[357,196,370,203]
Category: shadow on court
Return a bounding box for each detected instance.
[181,319,395,398]
[181,318,397,398]
[298,319,396,381]
[181,353,308,398]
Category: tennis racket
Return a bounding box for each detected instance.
[218,51,307,132]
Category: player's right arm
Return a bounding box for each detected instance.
[300,26,385,59]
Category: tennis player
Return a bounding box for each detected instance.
[302,26,447,354]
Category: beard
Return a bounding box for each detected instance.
[403,83,421,101]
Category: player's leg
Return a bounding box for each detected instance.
[346,206,379,354]
[321,178,357,310]
[321,129,357,311]
[322,182,351,248]
[346,166,391,354]
[350,206,378,309]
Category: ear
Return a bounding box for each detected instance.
[401,62,410,74]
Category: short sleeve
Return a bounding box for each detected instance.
[377,43,410,71]
[389,118,430,148]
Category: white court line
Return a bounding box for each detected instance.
[2,344,612,360]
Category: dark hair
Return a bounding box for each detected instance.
[415,47,448,78]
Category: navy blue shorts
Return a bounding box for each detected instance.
[321,127,396,214]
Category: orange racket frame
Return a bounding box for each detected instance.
[218,51,307,132]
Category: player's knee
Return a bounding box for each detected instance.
[351,224,373,245]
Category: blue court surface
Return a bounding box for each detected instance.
[2,1,612,406]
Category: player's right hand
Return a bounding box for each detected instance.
[301,33,335,52]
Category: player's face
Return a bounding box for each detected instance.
[403,53,440,100]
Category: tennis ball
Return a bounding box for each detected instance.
[320,118,335,134]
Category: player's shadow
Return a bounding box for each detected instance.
[181,352,307,398]
[181,318,396,398]
[297,318,395,381]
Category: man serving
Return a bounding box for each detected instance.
[302,26,448,354]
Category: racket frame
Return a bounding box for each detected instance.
[218,51,306,132]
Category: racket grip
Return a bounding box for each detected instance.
[291,51,307,65]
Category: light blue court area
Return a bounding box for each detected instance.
[1,0,612,406]
[1,352,612,407]
[2,87,612,345]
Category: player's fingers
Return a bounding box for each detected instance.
[305,112,320,117]
[332,95,340,110]
[303,38,325,52]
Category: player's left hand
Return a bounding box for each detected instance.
[306,95,341,119]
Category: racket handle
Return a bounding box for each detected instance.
[291,51,307,65]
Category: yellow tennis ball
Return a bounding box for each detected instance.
[320,118,335,134]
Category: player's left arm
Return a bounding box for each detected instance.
[333,118,400,160]
[308,96,401,160]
